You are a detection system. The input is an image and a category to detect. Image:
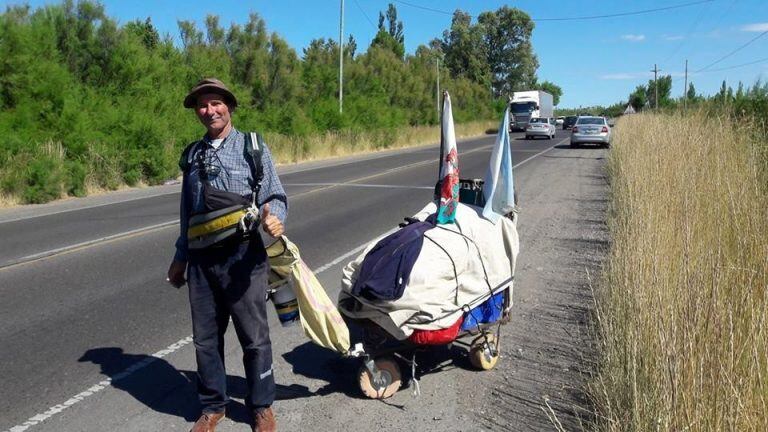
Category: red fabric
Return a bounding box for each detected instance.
[407,316,464,346]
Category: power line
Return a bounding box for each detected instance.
[390,0,452,16]
[695,30,768,72]
[535,0,715,22]
[670,52,768,84]
[661,0,713,64]
[389,0,715,22]
[699,55,768,73]
[353,0,377,29]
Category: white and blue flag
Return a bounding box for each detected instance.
[482,107,516,223]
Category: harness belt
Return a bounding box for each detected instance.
[187,204,260,250]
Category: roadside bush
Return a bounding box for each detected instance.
[0,2,503,205]
[65,159,87,196]
[22,155,65,204]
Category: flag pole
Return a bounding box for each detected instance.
[436,91,447,200]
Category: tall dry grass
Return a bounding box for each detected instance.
[265,120,494,164]
[594,112,767,431]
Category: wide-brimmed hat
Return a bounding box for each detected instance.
[183,78,238,109]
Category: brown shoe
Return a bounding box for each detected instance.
[253,407,276,432]
[190,411,225,432]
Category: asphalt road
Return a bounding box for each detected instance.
[0,129,604,432]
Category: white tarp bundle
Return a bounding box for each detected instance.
[339,202,519,340]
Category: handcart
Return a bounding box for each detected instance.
[340,178,517,399]
[344,284,512,399]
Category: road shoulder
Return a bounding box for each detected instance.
[469,145,607,430]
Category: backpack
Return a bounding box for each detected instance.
[351,220,435,301]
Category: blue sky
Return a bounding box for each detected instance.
[4,0,768,108]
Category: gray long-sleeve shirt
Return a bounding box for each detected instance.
[174,128,287,262]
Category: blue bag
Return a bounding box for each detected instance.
[461,291,505,331]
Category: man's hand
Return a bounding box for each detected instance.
[166,259,187,289]
[261,203,284,237]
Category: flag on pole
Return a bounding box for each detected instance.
[482,106,516,223]
[437,91,459,224]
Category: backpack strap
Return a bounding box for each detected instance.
[243,132,265,205]
[179,140,202,174]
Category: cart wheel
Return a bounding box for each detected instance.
[469,334,500,370]
[358,357,402,399]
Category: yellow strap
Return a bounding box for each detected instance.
[188,209,247,239]
[276,305,299,315]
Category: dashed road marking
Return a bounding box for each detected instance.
[2,138,562,432]
[1,231,397,432]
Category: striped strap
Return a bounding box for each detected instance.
[187,209,247,239]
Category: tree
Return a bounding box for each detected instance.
[205,15,225,46]
[477,6,537,95]
[124,18,159,50]
[629,84,648,111]
[346,34,357,59]
[371,4,404,59]
[686,82,697,101]
[536,80,562,106]
[441,10,489,86]
[714,80,728,104]
[178,20,202,49]
[381,3,403,46]
[301,38,338,100]
[644,75,672,108]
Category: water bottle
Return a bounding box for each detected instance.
[269,277,299,327]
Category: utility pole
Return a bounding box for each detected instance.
[436,57,440,124]
[651,64,661,110]
[338,0,344,114]
[683,59,688,111]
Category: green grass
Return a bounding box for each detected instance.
[0,121,494,206]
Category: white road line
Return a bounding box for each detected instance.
[0,134,495,225]
[312,227,399,274]
[4,337,194,432]
[284,183,433,190]
[0,220,179,271]
[0,191,180,225]
[2,227,399,432]
[2,138,564,432]
[2,138,558,269]
[512,139,564,169]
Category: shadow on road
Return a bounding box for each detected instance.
[78,347,200,422]
[555,143,609,150]
[79,346,325,428]
[281,339,484,402]
[280,342,360,399]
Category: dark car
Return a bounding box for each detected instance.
[563,116,578,130]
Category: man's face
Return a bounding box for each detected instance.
[195,93,232,134]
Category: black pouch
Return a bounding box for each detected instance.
[187,184,254,250]
[202,182,250,212]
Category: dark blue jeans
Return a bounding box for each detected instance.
[187,237,275,414]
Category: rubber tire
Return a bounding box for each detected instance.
[358,357,402,399]
[469,334,500,370]
[525,135,531,140]
[570,141,577,148]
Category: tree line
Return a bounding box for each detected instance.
[0,1,560,204]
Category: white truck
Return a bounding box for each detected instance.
[508,90,554,131]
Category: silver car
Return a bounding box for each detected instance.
[525,117,556,140]
[570,116,611,147]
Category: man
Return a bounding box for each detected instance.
[167,78,286,432]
